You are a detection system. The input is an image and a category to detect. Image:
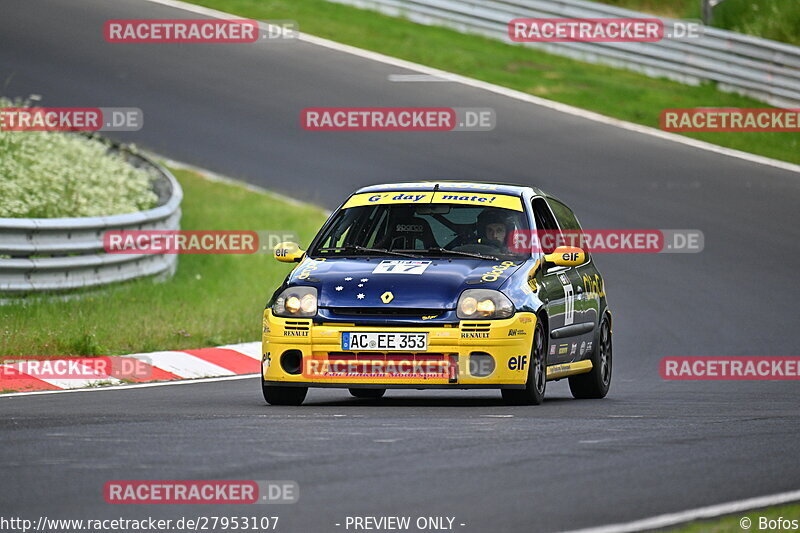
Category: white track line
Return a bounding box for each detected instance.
[559,488,800,533]
[142,0,800,175]
[0,373,258,398]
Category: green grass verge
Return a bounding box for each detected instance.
[664,502,800,532]
[188,0,799,165]
[0,168,328,359]
[596,0,800,46]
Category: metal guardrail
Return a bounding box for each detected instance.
[326,0,800,108]
[0,142,182,295]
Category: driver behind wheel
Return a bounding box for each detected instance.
[477,210,513,251]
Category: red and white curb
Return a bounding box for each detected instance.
[0,342,260,393]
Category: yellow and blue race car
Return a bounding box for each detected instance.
[262,182,612,405]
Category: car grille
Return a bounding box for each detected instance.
[284,319,311,332]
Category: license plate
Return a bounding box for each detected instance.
[341,332,428,351]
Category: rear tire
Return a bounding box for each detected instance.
[569,315,612,399]
[262,381,307,405]
[349,388,386,399]
[501,321,547,406]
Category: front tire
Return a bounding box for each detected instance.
[501,320,547,405]
[349,388,386,399]
[569,315,612,399]
[262,381,307,405]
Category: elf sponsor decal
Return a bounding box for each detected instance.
[481,261,519,282]
[508,355,528,371]
[373,260,431,275]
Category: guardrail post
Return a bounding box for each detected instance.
[702,0,728,24]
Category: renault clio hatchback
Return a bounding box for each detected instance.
[262,182,612,406]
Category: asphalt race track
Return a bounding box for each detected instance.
[2,1,800,531]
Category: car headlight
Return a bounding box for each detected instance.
[457,289,514,319]
[273,286,318,317]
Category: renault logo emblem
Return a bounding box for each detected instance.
[381,291,394,303]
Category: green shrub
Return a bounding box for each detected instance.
[0,97,158,218]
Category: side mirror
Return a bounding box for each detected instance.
[274,242,305,263]
[544,246,586,267]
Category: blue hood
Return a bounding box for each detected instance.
[290,257,524,309]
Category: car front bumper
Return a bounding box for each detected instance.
[261,309,537,388]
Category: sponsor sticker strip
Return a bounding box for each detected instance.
[342,191,522,211]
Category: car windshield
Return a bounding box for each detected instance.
[311,202,530,260]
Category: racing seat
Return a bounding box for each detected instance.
[376,207,438,251]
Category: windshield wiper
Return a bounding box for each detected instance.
[417,247,500,261]
[317,245,422,259]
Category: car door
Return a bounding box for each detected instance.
[531,197,578,364]
[546,198,600,361]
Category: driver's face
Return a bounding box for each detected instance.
[485,223,507,245]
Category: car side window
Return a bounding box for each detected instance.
[547,199,582,232]
[547,199,591,264]
[531,197,559,253]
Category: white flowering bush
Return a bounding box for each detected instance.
[0,97,158,218]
